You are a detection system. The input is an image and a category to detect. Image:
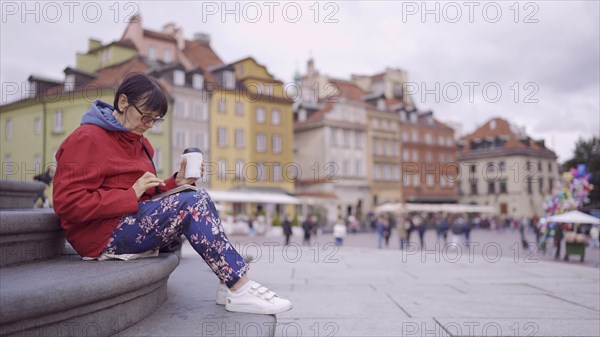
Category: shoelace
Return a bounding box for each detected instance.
[250,282,277,301]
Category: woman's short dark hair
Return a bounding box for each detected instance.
[114,72,168,117]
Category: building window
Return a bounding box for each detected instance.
[235,129,245,148]
[271,109,281,125]
[438,135,444,146]
[549,178,554,192]
[272,163,281,182]
[527,179,533,194]
[235,102,243,115]
[174,131,187,148]
[195,133,207,150]
[355,160,362,177]
[402,131,409,142]
[192,74,204,90]
[413,175,420,186]
[425,133,432,144]
[257,162,266,181]
[425,152,432,162]
[470,180,478,195]
[217,128,227,147]
[218,100,226,113]
[538,160,542,172]
[53,110,63,133]
[374,164,381,181]
[34,117,41,134]
[174,70,185,86]
[34,153,41,170]
[343,160,350,177]
[548,162,552,172]
[412,150,419,161]
[174,100,186,117]
[330,128,337,146]
[193,103,206,121]
[256,107,266,123]
[539,179,544,194]
[223,71,235,90]
[411,130,418,142]
[355,131,362,149]
[256,133,266,152]
[236,64,244,75]
[392,165,400,181]
[163,49,172,63]
[446,137,453,147]
[148,46,157,60]
[272,135,282,153]
[499,179,507,193]
[410,113,417,123]
[343,129,350,147]
[5,119,13,139]
[402,149,410,162]
[488,181,496,194]
[217,159,226,180]
[4,154,12,174]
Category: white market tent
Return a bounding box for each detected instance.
[547,210,600,225]
[206,190,301,205]
[374,203,497,214]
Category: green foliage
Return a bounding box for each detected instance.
[292,213,299,227]
[272,212,281,227]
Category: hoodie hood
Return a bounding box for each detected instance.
[80,100,129,132]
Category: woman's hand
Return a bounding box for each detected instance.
[174,158,205,186]
[133,172,165,199]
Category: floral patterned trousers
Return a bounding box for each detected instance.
[103,189,249,288]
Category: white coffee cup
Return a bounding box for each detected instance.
[182,148,203,179]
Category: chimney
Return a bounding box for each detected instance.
[307,58,315,77]
[193,32,211,43]
[88,38,102,51]
[162,23,176,35]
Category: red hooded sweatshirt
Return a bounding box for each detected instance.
[53,100,177,257]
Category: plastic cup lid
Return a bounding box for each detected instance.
[183,148,202,154]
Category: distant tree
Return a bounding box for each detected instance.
[563,136,599,205]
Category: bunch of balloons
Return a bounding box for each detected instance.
[544,164,594,216]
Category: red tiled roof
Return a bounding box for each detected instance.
[143,29,176,42]
[94,56,150,88]
[329,78,366,102]
[182,39,224,82]
[459,117,556,156]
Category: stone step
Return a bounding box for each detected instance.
[0,253,180,337]
[0,209,64,267]
[0,180,46,209]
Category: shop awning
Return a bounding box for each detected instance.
[206,190,301,204]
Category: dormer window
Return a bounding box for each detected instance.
[409,112,417,124]
[64,74,75,92]
[237,64,244,75]
[298,109,307,122]
[173,70,185,86]
[163,49,172,63]
[192,74,204,90]
[490,120,496,130]
[29,81,37,98]
[223,71,235,90]
[377,99,386,111]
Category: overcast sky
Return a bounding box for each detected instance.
[1,1,598,162]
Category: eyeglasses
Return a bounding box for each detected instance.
[130,103,165,126]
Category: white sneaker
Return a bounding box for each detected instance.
[225,281,292,315]
[216,283,227,305]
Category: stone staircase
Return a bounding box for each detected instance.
[0,181,179,336]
